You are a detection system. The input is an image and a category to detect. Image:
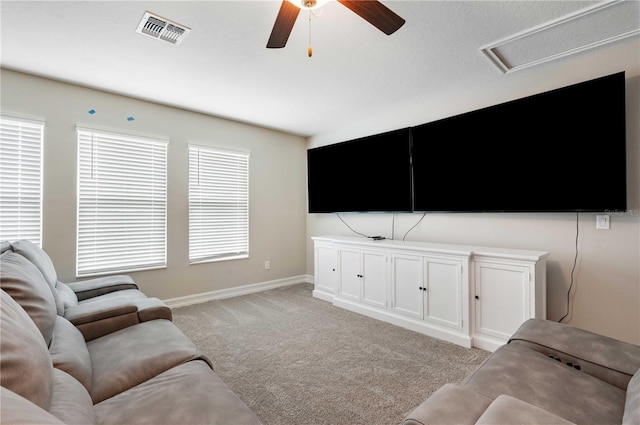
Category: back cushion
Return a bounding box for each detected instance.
[623,369,640,425]
[49,316,93,392]
[0,290,54,410]
[11,239,58,286]
[1,251,57,345]
[0,387,64,425]
[10,240,64,315]
[49,369,96,425]
[0,240,11,254]
[56,281,79,308]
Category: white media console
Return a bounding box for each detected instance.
[312,235,549,352]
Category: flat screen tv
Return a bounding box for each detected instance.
[307,128,412,213]
[412,71,627,212]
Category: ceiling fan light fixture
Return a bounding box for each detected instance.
[286,0,330,10]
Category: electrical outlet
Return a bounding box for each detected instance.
[596,214,610,230]
[264,260,271,270]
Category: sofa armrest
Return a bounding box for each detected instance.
[509,319,640,390]
[66,297,140,341]
[476,395,576,425]
[67,275,138,301]
[64,298,138,326]
[403,384,493,425]
[135,297,172,322]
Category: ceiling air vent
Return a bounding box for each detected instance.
[136,11,190,45]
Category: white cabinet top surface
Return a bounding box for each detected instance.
[312,235,549,261]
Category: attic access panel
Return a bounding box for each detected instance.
[482,0,640,73]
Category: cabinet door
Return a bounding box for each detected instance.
[338,248,361,301]
[424,258,462,329]
[391,254,423,319]
[315,244,337,294]
[361,250,387,308]
[474,261,531,341]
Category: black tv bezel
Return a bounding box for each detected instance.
[307,128,413,213]
[411,71,627,213]
[307,71,627,214]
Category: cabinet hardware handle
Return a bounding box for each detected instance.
[475,295,479,300]
[419,286,423,290]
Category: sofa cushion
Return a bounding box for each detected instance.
[56,281,79,308]
[1,251,57,344]
[0,290,53,410]
[49,316,93,392]
[10,239,65,315]
[510,319,640,390]
[95,360,262,425]
[87,319,208,403]
[464,343,626,425]
[623,369,640,425]
[49,368,96,425]
[10,239,58,286]
[402,383,493,425]
[0,387,64,425]
[476,394,576,425]
[0,240,11,254]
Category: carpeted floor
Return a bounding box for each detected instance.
[172,283,489,425]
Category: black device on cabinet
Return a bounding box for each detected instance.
[307,71,627,213]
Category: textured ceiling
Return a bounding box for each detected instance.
[1,1,639,141]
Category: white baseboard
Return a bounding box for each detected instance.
[164,274,313,309]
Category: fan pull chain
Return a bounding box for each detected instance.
[308,9,313,57]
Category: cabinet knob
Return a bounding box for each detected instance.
[475,295,479,300]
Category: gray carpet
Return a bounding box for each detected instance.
[172,283,489,425]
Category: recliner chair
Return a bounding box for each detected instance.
[3,240,171,340]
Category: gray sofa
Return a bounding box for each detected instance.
[4,239,172,340]
[403,319,640,425]
[0,245,262,424]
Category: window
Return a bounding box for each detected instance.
[0,116,44,245]
[77,127,167,276]
[189,145,249,263]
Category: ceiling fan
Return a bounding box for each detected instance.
[267,0,405,50]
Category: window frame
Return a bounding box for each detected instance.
[0,115,44,246]
[188,144,250,264]
[76,126,168,277]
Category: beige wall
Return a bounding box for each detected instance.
[1,69,308,300]
[306,77,640,345]
[3,68,638,346]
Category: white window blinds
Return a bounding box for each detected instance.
[77,128,167,276]
[189,145,249,263]
[0,116,44,245]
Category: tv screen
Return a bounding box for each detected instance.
[412,72,627,212]
[307,128,412,213]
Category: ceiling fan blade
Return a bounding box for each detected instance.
[337,0,405,35]
[267,1,301,48]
